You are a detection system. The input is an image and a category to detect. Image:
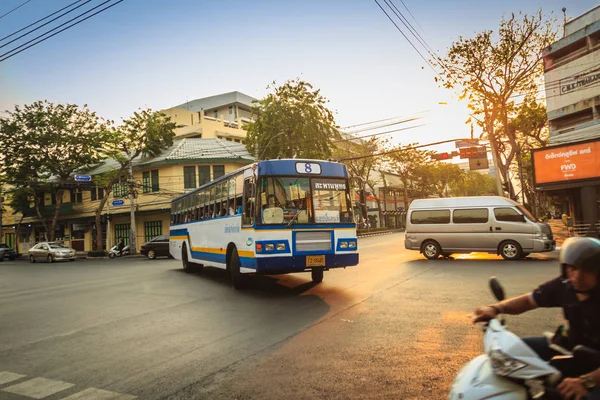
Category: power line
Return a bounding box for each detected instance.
[0,0,84,43]
[0,0,34,20]
[385,0,449,73]
[0,0,109,57]
[372,0,441,79]
[0,0,125,63]
[339,138,462,162]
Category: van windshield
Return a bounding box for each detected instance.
[517,205,537,222]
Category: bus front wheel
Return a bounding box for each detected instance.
[311,268,323,283]
[182,243,198,273]
[229,250,247,290]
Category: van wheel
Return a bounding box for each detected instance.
[147,250,156,260]
[500,241,522,260]
[422,241,441,260]
[29,255,35,263]
[229,249,247,290]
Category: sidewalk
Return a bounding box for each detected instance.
[547,219,570,248]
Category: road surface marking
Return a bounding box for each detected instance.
[2,377,75,399]
[0,371,26,385]
[61,387,137,399]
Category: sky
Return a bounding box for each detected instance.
[0,0,598,154]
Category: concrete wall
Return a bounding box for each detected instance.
[566,5,600,35]
[545,49,600,114]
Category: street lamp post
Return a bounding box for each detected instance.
[128,154,137,255]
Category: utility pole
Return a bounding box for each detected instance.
[106,201,111,251]
[128,155,137,254]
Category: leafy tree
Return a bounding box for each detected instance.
[0,101,110,240]
[449,170,497,197]
[332,136,387,222]
[90,109,177,251]
[508,97,549,217]
[436,11,557,198]
[388,145,435,209]
[431,162,465,197]
[244,78,340,160]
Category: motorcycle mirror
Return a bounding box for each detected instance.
[489,276,505,301]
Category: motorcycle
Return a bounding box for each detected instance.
[108,244,130,259]
[448,277,600,399]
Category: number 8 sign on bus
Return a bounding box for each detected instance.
[295,162,322,175]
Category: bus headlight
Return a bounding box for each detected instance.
[340,241,348,249]
[265,243,275,251]
[349,241,357,249]
[276,243,286,251]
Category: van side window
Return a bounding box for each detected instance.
[494,208,522,222]
[453,208,488,224]
[410,210,450,224]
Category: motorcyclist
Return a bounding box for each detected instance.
[473,237,600,400]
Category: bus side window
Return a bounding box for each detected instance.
[243,178,255,226]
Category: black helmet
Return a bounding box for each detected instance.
[559,237,600,278]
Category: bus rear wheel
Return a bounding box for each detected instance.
[311,268,323,283]
[229,250,247,290]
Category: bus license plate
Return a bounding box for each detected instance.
[306,255,325,267]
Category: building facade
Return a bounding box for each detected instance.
[536,6,600,234]
[1,92,257,253]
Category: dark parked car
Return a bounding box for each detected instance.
[140,235,170,259]
[0,243,17,261]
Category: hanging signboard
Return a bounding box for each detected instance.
[532,139,600,186]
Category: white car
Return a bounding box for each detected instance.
[28,242,76,263]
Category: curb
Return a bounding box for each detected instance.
[358,230,397,238]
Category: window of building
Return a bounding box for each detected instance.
[229,106,233,115]
[410,210,450,224]
[453,208,488,224]
[213,165,225,180]
[144,221,162,242]
[70,189,83,204]
[199,166,211,186]
[142,171,150,193]
[114,181,128,198]
[151,170,159,192]
[184,166,196,189]
[214,110,218,119]
[114,223,130,245]
[90,187,105,201]
[494,208,523,222]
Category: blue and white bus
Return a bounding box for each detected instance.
[169,159,359,289]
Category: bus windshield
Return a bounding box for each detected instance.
[258,176,353,225]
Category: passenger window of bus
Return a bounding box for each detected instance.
[453,208,488,224]
[410,210,450,224]
[494,208,524,222]
[243,178,255,226]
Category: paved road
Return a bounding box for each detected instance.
[0,234,564,399]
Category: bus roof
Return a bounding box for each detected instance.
[408,196,519,210]
[171,159,348,202]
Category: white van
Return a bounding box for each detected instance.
[404,196,555,260]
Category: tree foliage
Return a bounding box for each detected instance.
[91,109,176,250]
[0,101,110,240]
[244,78,340,160]
[436,10,557,198]
[388,145,436,209]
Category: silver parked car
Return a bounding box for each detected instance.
[28,242,76,263]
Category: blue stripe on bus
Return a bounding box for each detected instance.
[255,253,359,273]
[257,160,348,177]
